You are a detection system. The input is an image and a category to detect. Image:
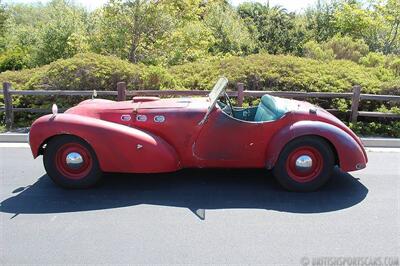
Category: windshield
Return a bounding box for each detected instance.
[199,77,228,125]
[208,77,228,103]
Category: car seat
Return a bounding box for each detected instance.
[254,94,287,122]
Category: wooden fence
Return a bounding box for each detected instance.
[2,81,400,130]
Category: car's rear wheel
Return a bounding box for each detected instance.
[43,135,102,189]
[272,136,335,192]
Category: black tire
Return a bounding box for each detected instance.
[43,135,102,189]
[272,136,335,192]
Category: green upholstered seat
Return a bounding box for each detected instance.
[254,95,287,122]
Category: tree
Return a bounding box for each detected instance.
[238,2,306,55]
[0,0,7,51]
[373,0,400,54]
[305,0,339,42]
[0,0,90,67]
[35,0,90,65]
[155,21,214,65]
[91,0,174,64]
[0,0,6,37]
[333,1,377,40]
[204,2,255,55]
[0,2,43,69]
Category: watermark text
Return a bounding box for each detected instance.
[300,256,399,266]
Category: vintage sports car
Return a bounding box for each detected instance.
[29,77,367,191]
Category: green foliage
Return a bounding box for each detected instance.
[90,0,175,64]
[359,52,386,67]
[348,121,400,138]
[0,53,178,91]
[2,52,397,94]
[2,0,400,68]
[238,2,305,55]
[332,98,349,112]
[0,46,29,72]
[158,21,214,65]
[35,0,90,65]
[1,0,90,67]
[204,2,254,55]
[169,53,393,93]
[371,0,400,54]
[333,1,377,40]
[303,40,334,61]
[324,35,369,62]
[387,57,400,76]
[303,35,369,62]
[0,0,7,39]
[376,105,400,114]
[305,0,338,42]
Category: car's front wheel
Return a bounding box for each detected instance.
[43,135,102,189]
[272,136,335,192]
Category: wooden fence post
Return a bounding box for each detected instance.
[117,82,127,101]
[3,82,13,130]
[237,82,244,107]
[350,85,361,123]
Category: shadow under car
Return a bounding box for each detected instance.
[0,168,368,217]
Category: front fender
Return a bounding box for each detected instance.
[29,114,181,173]
[265,120,367,172]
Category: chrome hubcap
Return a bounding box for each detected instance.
[65,152,84,169]
[295,155,313,172]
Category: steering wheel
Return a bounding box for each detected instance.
[223,92,234,116]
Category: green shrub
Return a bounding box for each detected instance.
[348,121,400,138]
[0,47,30,72]
[380,81,400,95]
[2,52,398,94]
[0,53,175,91]
[27,53,146,91]
[324,36,369,62]
[303,41,335,61]
[359,52,386,67]
[303,36,370,63]
[169,53,394,93]
[388,57,400,77]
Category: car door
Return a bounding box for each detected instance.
[193,108,268,168]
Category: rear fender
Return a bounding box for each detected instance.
[265,121,367,172]
[29,114,180,173]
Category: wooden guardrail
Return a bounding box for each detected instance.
[2,82,400,130]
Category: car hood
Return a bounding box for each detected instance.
[64,97,209,126]
[66,98,207,114]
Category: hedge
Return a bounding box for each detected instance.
[1,52,398,92]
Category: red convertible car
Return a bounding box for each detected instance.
[29,77,367,191]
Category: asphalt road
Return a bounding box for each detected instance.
[1,144,399,265]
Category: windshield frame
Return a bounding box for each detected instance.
[198,77,228,125]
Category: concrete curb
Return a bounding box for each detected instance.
[1,133,400,148]
[0,133,29,143]
[360,138,400,148]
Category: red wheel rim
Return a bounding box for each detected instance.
[285,146,323,183]
[55,143,93,180]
